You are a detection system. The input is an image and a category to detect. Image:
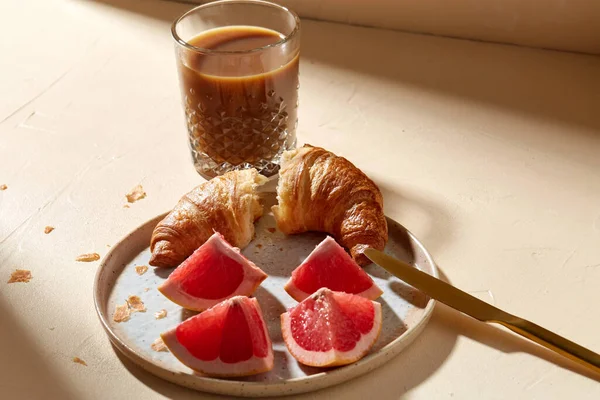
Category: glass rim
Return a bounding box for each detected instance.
[171,0,301,55]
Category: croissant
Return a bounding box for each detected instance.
[149,169,268,268]
[272,145,388,266]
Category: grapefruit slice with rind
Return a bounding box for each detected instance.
[281,288,382,367]
[284,236,383,301]
[158,232,267,311]
[161,296,274,377]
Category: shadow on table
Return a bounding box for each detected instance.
[376,179,456,260]
[113,346,225,400]
[299,19,600,175]
[0,300,78,399]
[434,301,600,384]
[301,20,600,134]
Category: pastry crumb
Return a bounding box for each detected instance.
[267,227,276,233]
[44,226,55,234]
[113,303,131,323]
[151,337,168,352]
[127,295,146,312]
[279,247,284,252]
[8,269,32,283]
[72,357,87,366]
[126,184,146,203]
[123,204,130,209]
[135,265,148,275]
[0,184,7,191]
[256,244,263,249]
[143,287,150,292]
[154,309,167,320]
[75,253,100,262]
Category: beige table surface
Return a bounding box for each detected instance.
[1,0,600,399]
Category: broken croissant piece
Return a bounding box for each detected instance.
[273,145,388,266]
[149,169,268,268]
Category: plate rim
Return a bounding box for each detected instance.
[93,212,439,397]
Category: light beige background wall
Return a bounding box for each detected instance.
[279,0,600,54]
[187,0,600,54]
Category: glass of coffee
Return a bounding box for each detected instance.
[172,0,301,179]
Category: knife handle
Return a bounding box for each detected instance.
[495,317,600,374]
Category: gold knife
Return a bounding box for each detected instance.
[364,248,600,375]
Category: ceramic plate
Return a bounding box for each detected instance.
[94,194,438,397]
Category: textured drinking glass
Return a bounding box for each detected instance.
[172,0,301,179]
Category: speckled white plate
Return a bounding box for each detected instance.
[94,194,438,397]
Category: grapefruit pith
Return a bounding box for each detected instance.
[281,288,382,367]
[284,236,383,301]
[161,296,274,377]
[158,232,267,311]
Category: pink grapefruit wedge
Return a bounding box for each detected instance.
[281,288,382,367]
[158,232,267,311]
[284,236,383,301]
[161,296,274,377]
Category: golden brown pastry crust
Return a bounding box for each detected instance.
[272,145,387,265]
[149,169,267,267]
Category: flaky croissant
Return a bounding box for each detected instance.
[149,169,267,268]
[272,145,388,266]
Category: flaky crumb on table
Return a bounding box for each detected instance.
[44,226,55,234]
[126,184,146,203]
[113,303,131,323]
[151,337,168,352]
[143,287,150,292]
[8,269,32,283]
[75,253,100,262]
[0,184,7,191]
[154,309,167,320]
[127,295,146,312]
[72,357,87,366]
[135,265,148,275]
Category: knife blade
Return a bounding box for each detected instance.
[364,247,600,374]
[364,248,508,322]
